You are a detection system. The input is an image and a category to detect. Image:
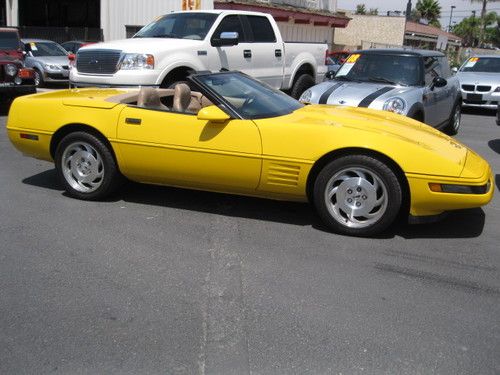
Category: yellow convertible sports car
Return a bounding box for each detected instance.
[6,71,494,236]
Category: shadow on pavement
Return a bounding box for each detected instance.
[23,169,486,239]
[489,139,500,154]
[461,107,496,117]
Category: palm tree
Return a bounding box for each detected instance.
[470,0,500,45]
[416,0,442,27]
[355,4,367,15]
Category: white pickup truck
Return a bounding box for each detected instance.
[70,10,327,98]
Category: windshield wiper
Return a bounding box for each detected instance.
[367,76,406,86]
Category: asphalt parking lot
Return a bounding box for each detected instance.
[1,107,499,374]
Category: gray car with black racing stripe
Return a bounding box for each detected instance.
[300,49,462,135]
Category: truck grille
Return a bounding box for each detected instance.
[76,49,122,74]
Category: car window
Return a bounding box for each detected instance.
[25,41,67,57]
[134,13,218,40]
[212,15,246,42]
[460,57,500,73]
[335,53,422,86]
[0,31,21,50]
[439,57,451,78]
[424,56,440,86]
[245,16,276,43]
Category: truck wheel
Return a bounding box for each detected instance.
[313,154,402,237]
[290,74,315,99]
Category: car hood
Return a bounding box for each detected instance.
[456,71,500,85]
[79,37,204,53]
[31,55,69,65]
[310,80,412,107]
[260,104,468,177]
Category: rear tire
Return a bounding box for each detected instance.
[290,74,315,99]
[55,131,122,200]
[34,69,44,88]
[313,155,403,237]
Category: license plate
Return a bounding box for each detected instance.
[467,93,483,101]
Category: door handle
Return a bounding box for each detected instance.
[243,50,252,58]
[125,117,142,125]
[275,49,282,57]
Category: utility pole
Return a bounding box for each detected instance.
[479,0,487,46]
[448,5,456,32]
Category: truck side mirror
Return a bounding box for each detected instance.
[211,32,239,47]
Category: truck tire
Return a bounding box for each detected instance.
[290,74,315,99]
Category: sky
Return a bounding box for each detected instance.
[337,0,500,30]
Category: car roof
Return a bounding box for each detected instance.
[352,48,445,57]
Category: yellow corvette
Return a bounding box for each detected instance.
[6,71,494,236]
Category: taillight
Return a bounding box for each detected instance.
[18,68,34,79]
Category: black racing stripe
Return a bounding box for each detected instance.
[318,82,344,104]
[358,86,395,108]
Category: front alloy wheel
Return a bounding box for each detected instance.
[313,155,403,236]
[55,131,122,200]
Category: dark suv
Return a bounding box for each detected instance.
[0,28,36,103]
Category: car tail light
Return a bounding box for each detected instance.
[18,68,34,79]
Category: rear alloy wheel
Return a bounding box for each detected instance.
[444,102,461,135]
[313,155,403,236]
[55,131,122,200]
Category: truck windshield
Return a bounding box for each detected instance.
[26,42,67,57]
[0,32,20,50]
[195,72,303,120]
[134,13,218,40]
[460,57,500,73]
[335,53,422,86]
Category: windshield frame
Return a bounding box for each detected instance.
[25,41,68,57]
[334,52,424,87]
[133,12,219,41]
[190,71,304,120]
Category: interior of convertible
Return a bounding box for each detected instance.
[105,83,214,114]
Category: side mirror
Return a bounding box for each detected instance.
[431,76,447,89]
[451,67,458,74]
[211,32,239,47]
[197,105,230,123]
[325,70,336,80]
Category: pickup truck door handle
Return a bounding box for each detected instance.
[125,117,142,125]
[243,50,252,58]
[275,49,282,57]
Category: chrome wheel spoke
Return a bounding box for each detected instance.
[61,141,104,193]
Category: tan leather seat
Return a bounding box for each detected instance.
[173,83,192,113]
[137,87,168,110]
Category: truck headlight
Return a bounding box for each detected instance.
[120,53,155,70]
[299,89,312,104]
[5,63,18,76]
[383,97,406,115]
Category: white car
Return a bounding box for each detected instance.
[70,10,327,98]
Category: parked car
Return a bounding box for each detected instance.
[300,49,462,135]
[22,39,71,87]
[7,71,493,237]
[60,40,95,54]
[326,50,350,74]
[456,55,500,109]
[70,10,327,98]
[0,28,36,104]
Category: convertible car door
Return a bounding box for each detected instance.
[115,106,262,193]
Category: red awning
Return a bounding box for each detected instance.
[214,1,350,28]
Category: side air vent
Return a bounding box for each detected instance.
[266,163,300,186]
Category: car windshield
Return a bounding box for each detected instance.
[335,53,422,86]
[195,72,303,119]
[0,31,20,50]
[26,42,67,57]
[134,13,218,40]
[460,57,500,73]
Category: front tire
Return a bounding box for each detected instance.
[444,101,461,135]
[33,69,44,88]
[55,131,122,200]
[313,155,403,237]
[290,74,315,99]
